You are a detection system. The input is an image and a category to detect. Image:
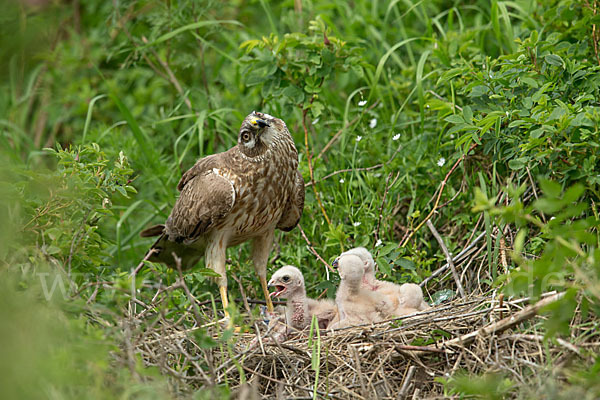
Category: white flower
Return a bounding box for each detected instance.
[505,111,509,117]
[353,222,361,227]
[437,157,446,167]
[369,118,377,128]
[392,133,401,141]
[450,134,455,139]
[312,117,320,125]
[356,135,362,142]
[339,178,344,183]
[426,104,430,109]
[358,100,367,106]
[375,239,383,247]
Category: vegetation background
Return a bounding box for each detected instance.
[0,0,599,398]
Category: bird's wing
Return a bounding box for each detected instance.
[276,170,305,231]
[176,154,219,191]
[166,167,235,244]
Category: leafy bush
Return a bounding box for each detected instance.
[1,0,599,398]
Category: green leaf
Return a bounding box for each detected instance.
[445,114,465,124]
[508,158,527,170]
[282,85,305,104]
[544,54,565,68]
[463,105,473,122]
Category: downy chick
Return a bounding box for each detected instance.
[329,254,393,329]
[268,265,338,331]
[338,247,429,315]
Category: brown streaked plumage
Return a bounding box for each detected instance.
[140,111,304,315]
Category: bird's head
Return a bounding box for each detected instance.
[341,247,375,277]
[336,254,364,285]
[238,111,289,156]
[268,265,305,299]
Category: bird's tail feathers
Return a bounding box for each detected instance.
[140,224,165,237]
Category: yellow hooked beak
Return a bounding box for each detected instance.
[249,116,270,128]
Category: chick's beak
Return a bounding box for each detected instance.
[249,116,270,129]
[332,257,340,269]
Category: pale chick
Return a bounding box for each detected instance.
[329,254,394,330]
[339,247,430,315]
[268,265,338,332]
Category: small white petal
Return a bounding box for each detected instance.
[312,117,320,125]
[392,133,401,141]
[356,135,362,142]
[369,118,377,128]
[375,239,383,247]
[437,157,446,167]
[353,222,361,227]
[339,178,344,183]
[358,100,367,106]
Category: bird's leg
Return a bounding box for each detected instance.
[206,237,230,319]
[252,231,275,312]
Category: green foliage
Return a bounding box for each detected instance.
[1,0,599,397]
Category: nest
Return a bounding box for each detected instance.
[122,290,598,399]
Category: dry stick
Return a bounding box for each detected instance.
[400,143,477,248]
[395,344,448,354]
[172,253,204,325]
[132,248,158,276]
[308,144,403,188]
[426,220,466,299]
[442,292,566,349]
[141,36,192,111]
[302,108,331,225]
[501,333,582,356]
[375,171,401,245]
[350,345,369,399]
[240,365,342,399]
[398,365,416,398]
[420,231,486,287]
[297,224,335,272]
[316,100,380,160]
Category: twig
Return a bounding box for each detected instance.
[400,143,477,248]
[395,345,449,354]
[442,292,566,349]
[307,144,402,188]
[500,334,582,356]
[350,345,369,399]
[141,36,192,111]
[398,365,416,397]
[67,207,93,277]
[302,107,331,225]
[428,90,463,111]
[316,100,380,160]
[131,247,158,276]
[173,252,204,325]
[426,220,466,299]
[240,365,342,399]
[375,171,400,245]
[420,231,486,287]
[305,164,383,187]
[297,224,334,271]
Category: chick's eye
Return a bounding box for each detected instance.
[282,276,290,282]
[241,132,251,141]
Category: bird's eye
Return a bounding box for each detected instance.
[241,132,251,142]
[282,276,290,282]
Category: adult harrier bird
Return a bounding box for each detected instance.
[140,111,304,316]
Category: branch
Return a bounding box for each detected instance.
[302,108,331,225]
[400,143,477,248]
[426,220,466,298]
[442,291,565,349]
